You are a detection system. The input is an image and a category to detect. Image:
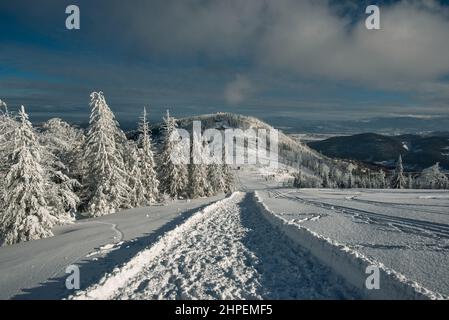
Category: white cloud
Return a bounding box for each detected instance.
[8,0,449,89]
[224,75,253,105]
[258,0,449,87]
[115,0,449,90]
[5,0,449,116]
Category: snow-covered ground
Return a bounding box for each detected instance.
[72,192,360,300]
[0,195,223,299]
[255,187,449,299]
[1,164,449,300]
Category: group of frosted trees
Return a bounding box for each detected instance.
[293,153,448,190]
[0,93,234,245]
[390,155,448,189]
[0,105,74,245]
[293,159,388,189]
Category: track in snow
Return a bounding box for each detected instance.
[271,190,449,241]
[72,192,360,300]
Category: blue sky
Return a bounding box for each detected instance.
[1,0,449,126]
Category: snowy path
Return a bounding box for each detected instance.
[0,195,223,299]
[72,192,360,300]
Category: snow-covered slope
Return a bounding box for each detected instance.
[130,112,332,181]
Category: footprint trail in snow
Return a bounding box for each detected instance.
[73,192,360,300]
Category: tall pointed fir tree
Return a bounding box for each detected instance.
[125,141,147,207]
[207,160,225,195]
[137,107,159,203]
[222,147,235,194]
[159,110,188,199]
[203,135,225,196]
[188,131,210,198]
[0,106,58,245]
[83,92,130,216]
[391,154,406,189]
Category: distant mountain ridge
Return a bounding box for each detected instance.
[36,115,449,136]
[264,116,449,135]
[308,133,449,171]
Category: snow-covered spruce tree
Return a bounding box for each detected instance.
[407,173,414,189]
[367,172,373,189]
[41,149,80,222]
[40,119,83,218]
[0,100,16,203]
[293,170,303,188]
[376,170,387,189]
[0,100,15,166]
[0,106,59,245]
[416,163,448,189]
[159,110,188,199]
[188,132,210,198]
[207,161,225,195]
[222,148,235,194]
[137,107,159,203]
[322,172,330,188]
[391,154,406,189]
[125,141,147,207]
[359,175,368,188]
[41,118,86,185]
[344,171,354,189]
[83,92,130,216]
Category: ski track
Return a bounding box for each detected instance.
[351,197,449,216]
[72,192,360,300]
[270,190,449,241]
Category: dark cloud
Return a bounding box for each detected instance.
[1,0,449,123]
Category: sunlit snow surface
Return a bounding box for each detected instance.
[0,195,224,299]
[256,186,449,298]
[1,165,448,300]
[72,192,360,300]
